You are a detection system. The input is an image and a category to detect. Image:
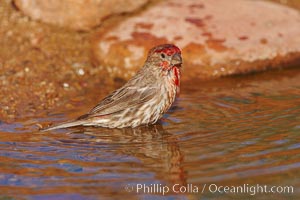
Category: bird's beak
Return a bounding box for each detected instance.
[171,53,182,67]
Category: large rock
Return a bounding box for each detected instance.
[14,0,149,31]
[92,0,300,81]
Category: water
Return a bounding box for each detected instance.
[0,67,300,199]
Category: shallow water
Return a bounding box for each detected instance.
[0,67,300,200]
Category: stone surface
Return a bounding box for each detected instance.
[92,0,300,81]
[270,0,300,10]
[14,0,149,30]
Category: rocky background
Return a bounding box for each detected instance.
[0,0,300,121]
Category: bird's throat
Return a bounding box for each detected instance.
[173,66,180,87]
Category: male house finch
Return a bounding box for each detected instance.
[43,44,182,131]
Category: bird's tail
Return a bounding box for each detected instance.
[41,119,86,132]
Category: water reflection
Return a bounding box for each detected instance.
[0,67,300,199]
[0,124,188,198]
[59,124,186,186]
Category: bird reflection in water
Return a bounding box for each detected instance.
[57,124,187,186]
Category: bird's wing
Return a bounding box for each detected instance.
[83,86,158,118]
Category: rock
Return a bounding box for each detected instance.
[14,0,149,31]
[92,0,300,81]
[270,0,300,10]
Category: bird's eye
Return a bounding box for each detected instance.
[160,53,166,59]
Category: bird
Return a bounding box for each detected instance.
[42,44,182,131]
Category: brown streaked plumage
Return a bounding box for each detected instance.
[42,44,182,131]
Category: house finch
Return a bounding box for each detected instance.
[43,44,182,131]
